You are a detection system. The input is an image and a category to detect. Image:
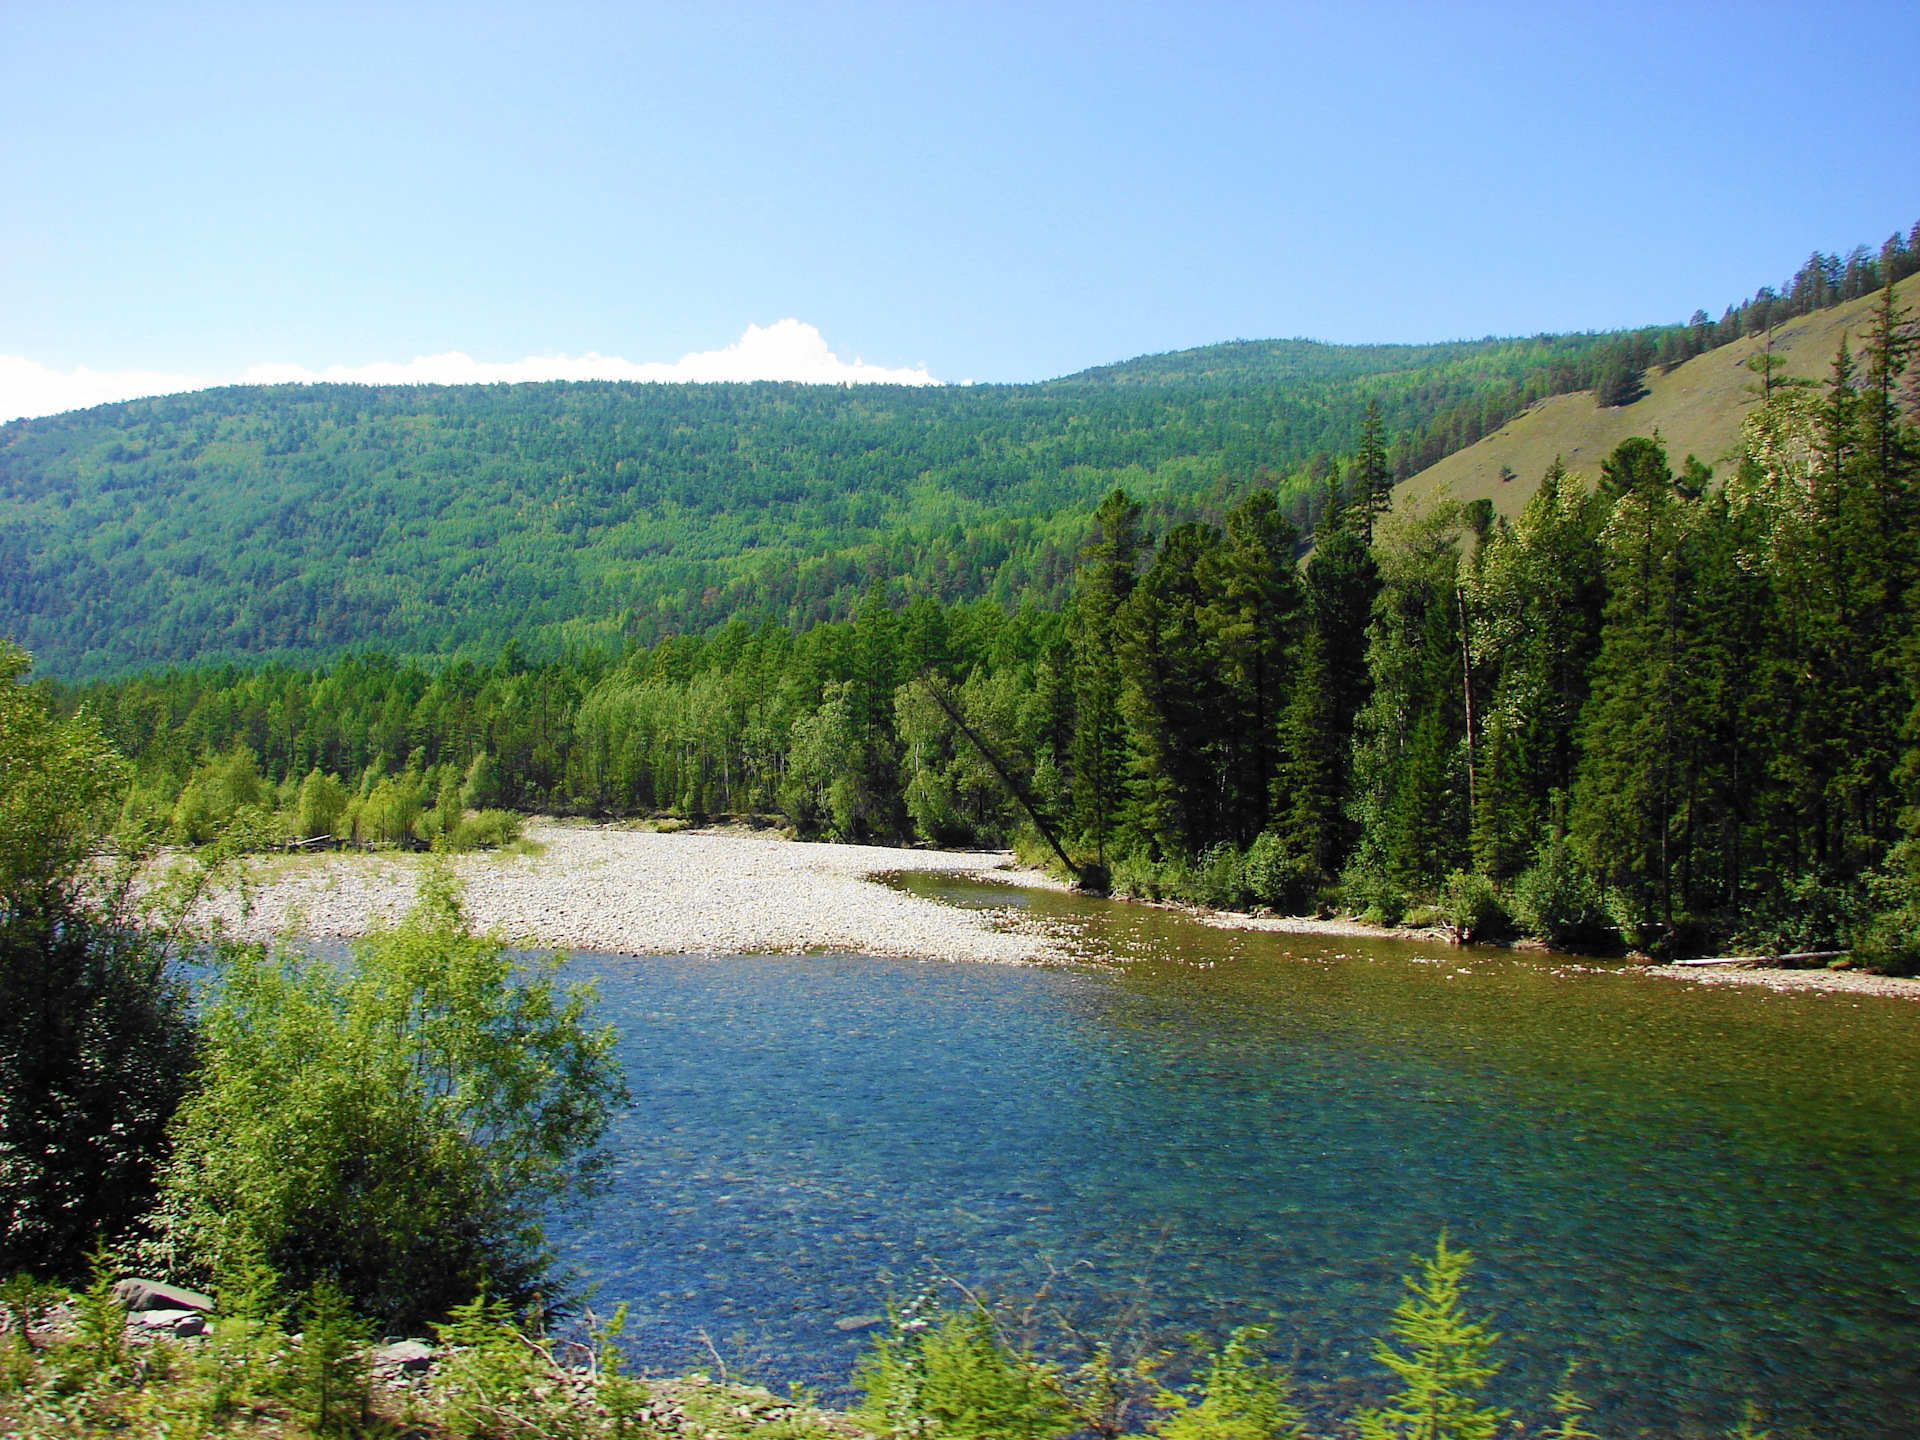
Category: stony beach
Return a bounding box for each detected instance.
[194,820,1065,964]
[190,820,1920,1000]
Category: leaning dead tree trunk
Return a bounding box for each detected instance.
[915,672,1086,886]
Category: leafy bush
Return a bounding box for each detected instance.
[445,808,525,853]
[1508,839,1610,951]
[167,746,271,845]
[1852,841,1920,975]
[145,866,627,1329]
[1341,856,1409,927]
[856,1296,1075,1440]
[292,768,350,842]
[1240,833,1318,913]
[0,642,200,1282]
[1152,1325,1304,1440]
[1438,871,1508,944]
[1730,871,1867,959]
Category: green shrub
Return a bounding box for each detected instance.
[289,1280,369,1437]
[1196,845,1250,910]
[354,768,429,847]
[1241,833,1317,913]
[1852,840,1920,975]
[458,751,501,810]
[856,1297,1075,1440]
[1,644,200,1283]
[445,808,525,853]
[1152,1325,1304,1440]
[1508,839,1609,951]
[1342,857,1408,926]
[293,769,349,842]
[1438,871,1508,944]
[145,866,626,1329]
[1355,1236,1507,1440]
[1730,871,1867,960]
[167,745,270,846]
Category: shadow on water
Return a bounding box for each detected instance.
[550,871,1920,1437]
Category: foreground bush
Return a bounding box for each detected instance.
[0,1237,1781,1439]
[143,867,627,1328]
[0,641,202,1282]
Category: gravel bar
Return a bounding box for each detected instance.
[197,822,1063,964]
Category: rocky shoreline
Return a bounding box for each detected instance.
[189,821,1920,1001]
[193,820,1066,965]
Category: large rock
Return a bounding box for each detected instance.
[112,1279,214,1313]
[371,1340,435,1373]
[131,1307,207,1336]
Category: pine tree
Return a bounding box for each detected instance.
[1354,1236,1508,1440]
[1355,398,1393,543]
[1071,490,1144,866]
[1207,492,1303,844]
[1572,439,1706,935]
[1272,490,1379,894]
[1117,523,1231,857]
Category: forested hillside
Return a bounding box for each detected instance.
[56,278,1920,959]
[10,220,1912,679]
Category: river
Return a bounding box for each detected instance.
[551,873,1920,1437]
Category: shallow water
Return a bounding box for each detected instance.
[551,875,1920,1437]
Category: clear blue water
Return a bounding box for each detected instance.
[549,875,1920,1438]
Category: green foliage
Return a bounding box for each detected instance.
[289,1279,370,1436]
[1506,836,1609,951]
[1436,871,1506,944]
[0,641,126,894]
[1543,1369,1600,1440]
[72,1246,127,1375]
[444,808,524,853]
[147,866,626,1329]
[1852,840,1920,975]
[855,1297,1075,1440]
[1151,1326,1305,1440]
[4,321,1704,681]
[1354,1235,1508,1440]
[0,643,199,1281]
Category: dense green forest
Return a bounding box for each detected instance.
[10,222,1915,680]
[52,280,1920,958]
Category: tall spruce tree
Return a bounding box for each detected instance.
[1272,484,1380,894]
[1207,491,1304,844]
[1571,439,1706,934]
[1117,523,1233,857]
[1070,489,1144,866]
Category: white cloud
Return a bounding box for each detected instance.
[0,354,209,423]
[0,320,939,423]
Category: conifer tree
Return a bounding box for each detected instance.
[1071,490,1144,866]
[1355,1236,1508,1440]
[1272,486,1378,894]
[1117,523,1232,857]
[1355,398,1393,543]
[1572,439,1705,934]
[1207,492,1303,844]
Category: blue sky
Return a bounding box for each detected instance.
[3,1,1917,412]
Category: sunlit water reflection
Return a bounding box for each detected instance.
[549,874,1920,1437]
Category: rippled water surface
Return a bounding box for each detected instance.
[550,875,1920,1437]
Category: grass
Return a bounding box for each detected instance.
[1402,273,1920,518]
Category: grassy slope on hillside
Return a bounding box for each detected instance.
[1400,273,1920,515]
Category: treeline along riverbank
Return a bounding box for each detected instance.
[46,284,1920,963]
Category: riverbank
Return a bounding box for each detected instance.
[1641,960,1920,1000]
[191,820,1064,965]
[190,822,1920,1000]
